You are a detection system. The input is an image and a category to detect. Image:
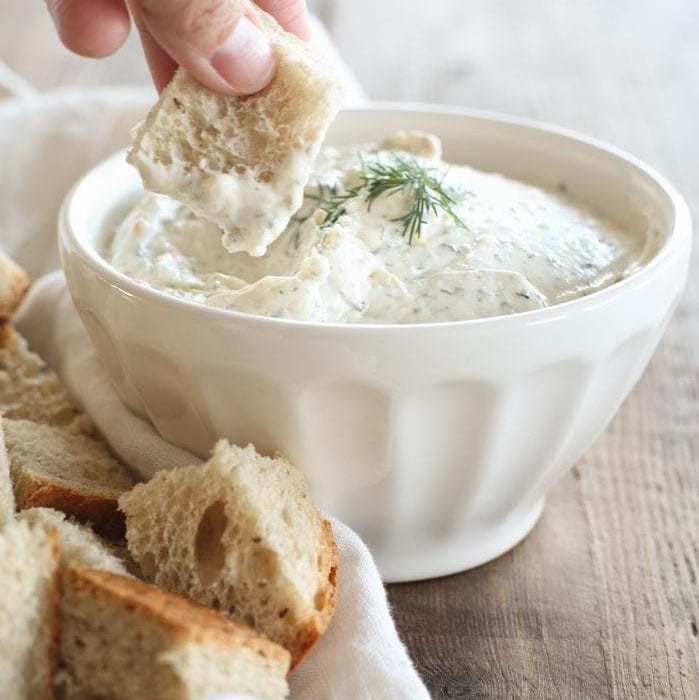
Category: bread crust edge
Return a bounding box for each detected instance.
[288,517,339,671]
[63,564,292,670]
[18,481,126,540]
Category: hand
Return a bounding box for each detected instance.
[45,0,310,95]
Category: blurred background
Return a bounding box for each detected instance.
[3,0,697,152]
[3,0,698,211]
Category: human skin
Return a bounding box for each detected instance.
[44,0,310,95]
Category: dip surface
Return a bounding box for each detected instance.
[107,131,650,323]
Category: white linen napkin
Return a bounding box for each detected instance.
[0,26,430,700]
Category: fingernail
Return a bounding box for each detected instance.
[211,16,275,94]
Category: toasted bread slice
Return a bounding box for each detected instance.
[0,520,60,700]
[127,9,344,257]
[5,418,134,539]
[0,250,30,322]
[18,507,128,575]
[61,565,290,700]
[0,326,85,429]
[120,441,337,667]
[0,413,15,527]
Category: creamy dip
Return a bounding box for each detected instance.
[135,150,311,258]
[108,131,650,324]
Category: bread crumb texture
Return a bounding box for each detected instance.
[0,415,16,527]
[5,417,134,538]
[18,506,128,575]
[0,520,60,700]
[130,9,342,183]
[61,565,289,700]
[127,8,344,254]
[120,440,337,666]
[0,327,84,428]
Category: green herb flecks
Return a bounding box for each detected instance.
[305,156,468,244]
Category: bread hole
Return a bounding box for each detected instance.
[244,613,256,627]
[194,500,228,587]
[278,608,289,619]
[250,546,279,580]
[281,508,292,526]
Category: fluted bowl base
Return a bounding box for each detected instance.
[378,498,545,583]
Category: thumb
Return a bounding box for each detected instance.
[130,0,276,95]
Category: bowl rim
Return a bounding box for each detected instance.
[60,101,693,333]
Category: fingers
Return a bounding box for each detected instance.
[46,0,131,58]
[45,0,306,97]
[136,25,178,93]
[254,0,310,40]
[129,0,276,96]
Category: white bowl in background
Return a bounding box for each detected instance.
[59,105,692,582]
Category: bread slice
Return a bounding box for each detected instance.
[0,519,60,700]
[0,250,30,322]
[18,507,128,575]
[0,414,15,527]
[127,9,344,257]
[5,418,134,539]
[61,565,290,700]
[0,326,84,429]
[120,441,337,667]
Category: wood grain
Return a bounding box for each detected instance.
[1,1,698,696]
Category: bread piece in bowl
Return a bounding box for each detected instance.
[128,9,344,256]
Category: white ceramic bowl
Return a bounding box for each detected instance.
[59,105,692,582]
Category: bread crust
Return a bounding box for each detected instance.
[63,565,291,668]
[0,320,13,348]
[18,480,125,540]
[288,518,338,671]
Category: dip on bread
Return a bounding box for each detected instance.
[108,131,651,324]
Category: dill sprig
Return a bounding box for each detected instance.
[306,155,467,244]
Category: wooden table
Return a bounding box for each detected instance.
[3,1,697,696]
